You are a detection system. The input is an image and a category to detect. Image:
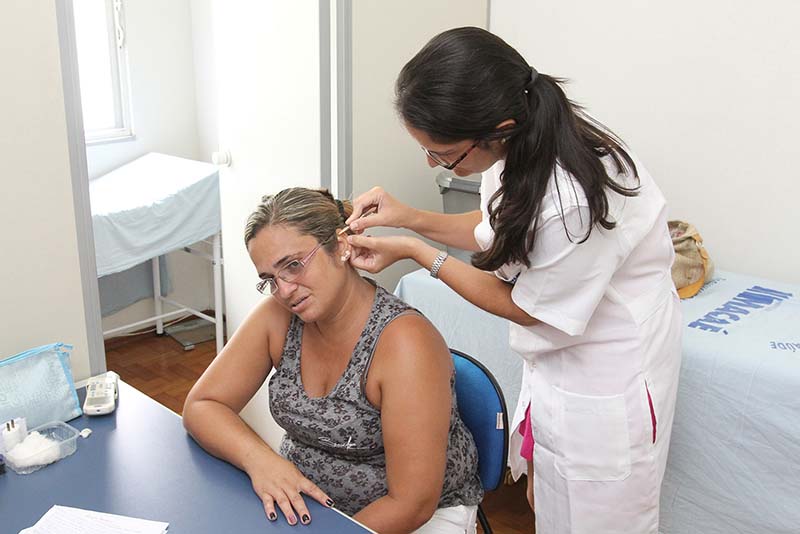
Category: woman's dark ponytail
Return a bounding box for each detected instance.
[474,73,561,270]
[396,27,639,272]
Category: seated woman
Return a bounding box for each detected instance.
[183,188,483,534]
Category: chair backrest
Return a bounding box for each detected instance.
[451,349,509,492]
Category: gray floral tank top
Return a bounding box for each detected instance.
[269,284,483,516]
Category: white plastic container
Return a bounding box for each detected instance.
[5,421,79,474]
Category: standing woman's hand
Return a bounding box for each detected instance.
[346,187,414,232]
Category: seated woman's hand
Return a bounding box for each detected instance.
[247,454,334,525]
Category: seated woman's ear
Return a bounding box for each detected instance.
[338,238,351,262]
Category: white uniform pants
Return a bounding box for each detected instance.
[413,505,478,534]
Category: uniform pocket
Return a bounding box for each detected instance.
[553,386,632,481]
[645,381,657,444]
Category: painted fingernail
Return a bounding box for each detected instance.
[325,499,334,507]
[289,515,297,525]
[302,514,310,524]
[269,512,277,521]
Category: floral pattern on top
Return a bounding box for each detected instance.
[269,283,483,516]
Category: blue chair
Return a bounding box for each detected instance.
[452,349,509,534]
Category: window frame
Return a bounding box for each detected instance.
[80,0,134,145]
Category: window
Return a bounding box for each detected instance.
[73,0,133,144]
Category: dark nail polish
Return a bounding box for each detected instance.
[302,514,310,524]
[325,499,334,507]
[269,512,277,521]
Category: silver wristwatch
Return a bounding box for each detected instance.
[429,251,449,279]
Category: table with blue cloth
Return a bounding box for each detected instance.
[0,381,374,533]
[395,268,800,533]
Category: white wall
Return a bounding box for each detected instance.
[491,0,800,284]
[91,0,215,333]
[351,0,488,291]
[0,1,91,379]
[190,0,219,167]
[211,1,325,450]
[213,1,323,336]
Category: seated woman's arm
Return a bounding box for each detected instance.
[354,314,455,534]
[183,298,332,525]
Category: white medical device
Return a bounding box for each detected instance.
[83,371,120,416]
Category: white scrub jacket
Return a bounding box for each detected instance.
[474,157,682,534]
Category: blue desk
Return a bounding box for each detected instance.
[0,382,372,533]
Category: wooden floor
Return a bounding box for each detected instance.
[105,332,534,534]
[105,331,217,414]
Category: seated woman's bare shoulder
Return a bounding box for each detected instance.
[365,312,453,409]
[250,295,293,367]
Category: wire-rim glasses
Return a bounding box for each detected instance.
[421,140,480,171]
[256,235,334,295]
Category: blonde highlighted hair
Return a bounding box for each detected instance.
[244,188,353,252]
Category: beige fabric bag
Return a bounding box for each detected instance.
[668,220,714,299]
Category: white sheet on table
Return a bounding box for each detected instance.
[90,152,220,277]
[661,270,800,534]
[395,268,800,534]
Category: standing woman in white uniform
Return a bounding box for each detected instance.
[345,27,682,534]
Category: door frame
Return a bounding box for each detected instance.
[55,0,107,376]
[334,0,352,199]
[56,0,351,372]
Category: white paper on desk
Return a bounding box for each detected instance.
[20,505,168,534]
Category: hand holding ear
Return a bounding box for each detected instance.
[345,187,412,233]
[346,234,416,274]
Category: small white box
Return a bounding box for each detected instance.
[5,421,80,475]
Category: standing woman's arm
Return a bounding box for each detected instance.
[346,187,483,252]
[349,205,623,332]
[404,208,483,252]
[409,239,539,326]
[347,233,539,327]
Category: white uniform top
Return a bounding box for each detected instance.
[474,157,682,534]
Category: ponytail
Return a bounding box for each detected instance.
[396,27,638,272]
[472,74,638,271]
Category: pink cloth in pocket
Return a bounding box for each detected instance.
[518,402,534,461]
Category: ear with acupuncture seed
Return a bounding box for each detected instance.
[340,250,351,262]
